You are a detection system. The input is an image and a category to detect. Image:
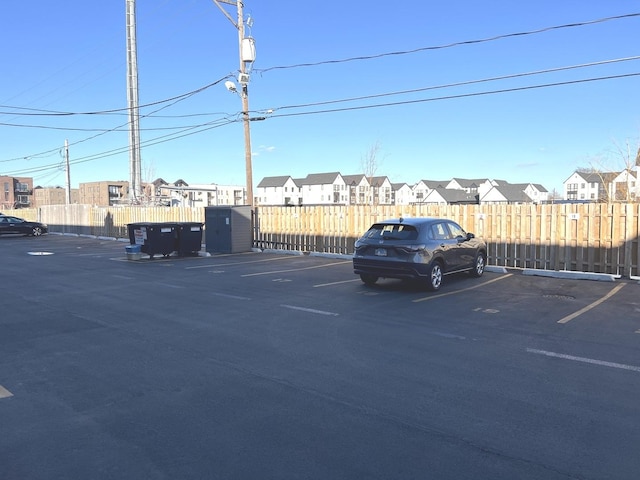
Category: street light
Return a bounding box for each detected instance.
[212,0,256,208]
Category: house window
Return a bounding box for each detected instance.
[16,182,29,192]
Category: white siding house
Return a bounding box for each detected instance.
[391,183,413,205]
[300,172,347,205]
[256,176,301,206]
[342,174,370,205]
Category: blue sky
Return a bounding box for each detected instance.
[1,1,639,195]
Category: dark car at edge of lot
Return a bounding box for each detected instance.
[0,215,48,237]
[353,217,487,291]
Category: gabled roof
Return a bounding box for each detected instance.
[391,182,410,190]
[342,174,367,185]
[566,170,620,184]
[427,187,478,204]
[370,176,390,187]
[418,180,449,189]
[450,178,490,188]
[257,175,293,188]
[301,172,342,185]
[151,178,168,187]
[173,179,189,186]
[486,184,533,202]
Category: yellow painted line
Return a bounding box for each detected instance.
[557,283,627,324]
[413,274,513,302]
[314,279,361,288]
[0,384,13,399]
[242,261,351,277]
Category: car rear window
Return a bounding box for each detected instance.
[363,223,419,241]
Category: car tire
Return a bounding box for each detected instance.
[426,261,443,291]
[470,252,486,278]
[360,274,378,285]
[31,226,43,236]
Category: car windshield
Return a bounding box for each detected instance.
[364,223,418,241]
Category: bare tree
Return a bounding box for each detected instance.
[579,137,639,203]
[360,141,383,205]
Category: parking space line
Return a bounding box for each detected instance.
[0,384,13,399]
[314,279,361,288]
[281,305,339,316]
[527,348,640,373]
[412,274,513,302]
[241,261,351,277]
[557,283,627,324]
[186,256,296,270]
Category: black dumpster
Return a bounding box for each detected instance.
[175,222,204,256]
[127,222,178,259]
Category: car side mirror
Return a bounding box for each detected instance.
[466,232,475,240]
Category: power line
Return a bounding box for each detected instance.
[267,72,640,119]
[271,56,640,112]
[256,12,640,73]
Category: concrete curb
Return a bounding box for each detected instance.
[522,269,618,282]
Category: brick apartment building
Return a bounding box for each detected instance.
[1,175,33,209]
[79,181,129,206]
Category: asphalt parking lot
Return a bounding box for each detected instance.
[1,234,639,479]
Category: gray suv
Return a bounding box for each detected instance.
[353,217,487,291]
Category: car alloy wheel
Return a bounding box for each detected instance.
[32,227,43,236]
[427,262,443,291]
[470,252,486,278]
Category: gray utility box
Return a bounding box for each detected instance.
[205,206,252,254]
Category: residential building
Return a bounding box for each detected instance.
[300,172,347,205]
[33,186,79,207]
[563,170,636,202]
[391,183,413,206]
[412,180,448,204]
[370,176,393,205]
[256,176,301,206]
[254,173,551,206]
[424,187,478,205]
[79,181,129,206]
[342,174,369,205]
[1,175,33,209]
[480,184,535,204]
[160,180,246,207]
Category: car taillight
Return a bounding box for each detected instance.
[396,244,426,253]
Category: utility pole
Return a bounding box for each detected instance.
[212,0,255,207]
[126,0,142,203]
[64,139,71,204]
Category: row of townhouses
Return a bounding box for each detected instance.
[256,169,638,206]
[3,168,637,209]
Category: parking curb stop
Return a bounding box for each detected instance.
[522,269,618,282]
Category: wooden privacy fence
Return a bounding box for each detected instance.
[7,203,640,277]
[254,203,640,278]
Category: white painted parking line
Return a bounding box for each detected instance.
[314,279,361,288]
[241,261,351,277]
[211,292,251,301]
[186,256,295,270]
[0,384,13,399]
[556,283,626,324]
[413,274,512,302]
[281,305,340,316]
[527,348,640,373]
